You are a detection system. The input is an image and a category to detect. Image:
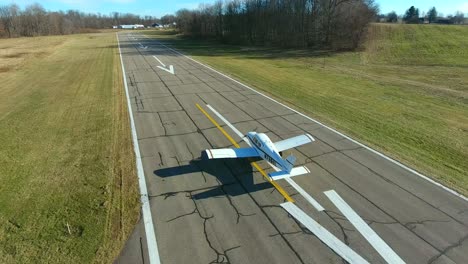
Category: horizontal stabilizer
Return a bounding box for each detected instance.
[203,147,259,159]
[268,166,310,181]
[274,134,315,152]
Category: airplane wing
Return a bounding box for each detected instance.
[203,147,259,159]
[274,134,315,152]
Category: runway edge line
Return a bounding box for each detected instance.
[143,34,467,202]
[117,33,161,264]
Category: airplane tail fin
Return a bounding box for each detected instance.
[284,154,296,173]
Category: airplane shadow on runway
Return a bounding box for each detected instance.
[153,157,273,200]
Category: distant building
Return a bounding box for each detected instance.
[435,18,453,24]
[163,22,177,28]
[152,23,163,28]
[119,24,145,29]
[119,25,134,29]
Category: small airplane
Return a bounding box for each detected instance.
[202,132,315,180]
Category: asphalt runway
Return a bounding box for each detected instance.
[115,32,468,264]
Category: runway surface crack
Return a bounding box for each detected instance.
[428,233,468,264]
[221,184,256,224]
[339,150,468,228]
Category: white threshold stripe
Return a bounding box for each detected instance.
[143,34,467,203]
[117,33,161,264]
[281,202,369,264]
[206,104,325,211]
[152,55,166,67]
[324,190,405,264]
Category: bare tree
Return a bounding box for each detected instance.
[0,4,19,37]
[0,4,160,38]
[174,0,377,50]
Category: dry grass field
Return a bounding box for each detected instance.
[0,33,139,263]
[145,24,468,195]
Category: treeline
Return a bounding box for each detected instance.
[0,3,157,38]
[379,6,466,24]
[175,0,378,50]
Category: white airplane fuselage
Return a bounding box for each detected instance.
[245,132,290,172]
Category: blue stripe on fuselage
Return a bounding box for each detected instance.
[246,133,286,171]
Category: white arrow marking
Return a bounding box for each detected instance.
[157,65,174,74]
[152,55,165,66]
[153,56,174,74]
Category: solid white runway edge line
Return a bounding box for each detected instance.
[324,190,405,264]
[117,33,161,264]
[281,202,369,264]
[145,34,467,202]
[206,104,325,211]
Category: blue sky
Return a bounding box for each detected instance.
[0,0,467,17]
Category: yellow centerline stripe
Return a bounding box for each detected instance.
[196,103,294,202]
[196,104,241,148]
